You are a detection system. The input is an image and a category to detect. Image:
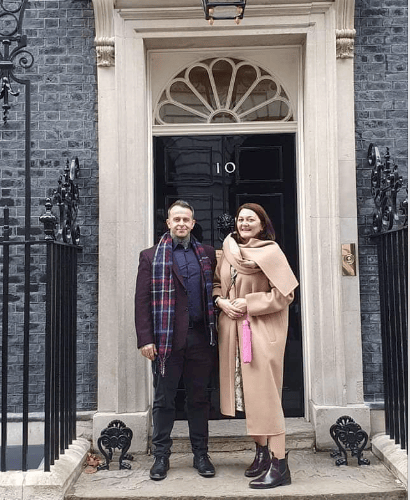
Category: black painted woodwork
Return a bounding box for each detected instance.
[154,133,303,418]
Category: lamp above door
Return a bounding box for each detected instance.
[201,0,246,25]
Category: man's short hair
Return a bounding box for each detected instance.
[168,200,195,218]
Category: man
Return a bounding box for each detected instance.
[135,200,217,481]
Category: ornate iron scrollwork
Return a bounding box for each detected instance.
[330,415,370,466]
[39,198,58,241]
[368,143,407,233]
[40,158,81,244]
[217,213,235,242]
[398,187,408,228]
[97,420,133,471]
[0,0,34,124]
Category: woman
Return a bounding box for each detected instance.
[213,203,298,489]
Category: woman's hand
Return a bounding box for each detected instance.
[231,298,247,314]
[218,298,247,320]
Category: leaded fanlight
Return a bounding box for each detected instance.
[154,57,294,125]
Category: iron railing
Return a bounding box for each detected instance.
[372,228,408,450]
[44,238,80,470]
[1,163,81,471]
[368,144,408,451]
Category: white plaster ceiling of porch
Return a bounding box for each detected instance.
[115,2,310,50]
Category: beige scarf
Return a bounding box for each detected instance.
[223,235,298,297]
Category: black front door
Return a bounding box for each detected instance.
[154,133,303,417]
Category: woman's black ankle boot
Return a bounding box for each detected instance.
[244,443,270,477]
[249,452,291,489]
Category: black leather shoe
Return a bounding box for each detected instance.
[149,456,169,481]
[193,454,215,477]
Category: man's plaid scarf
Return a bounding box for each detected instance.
[152,232,215,376]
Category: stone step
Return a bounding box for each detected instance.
[166,417,315,453]
[65,449,407,500]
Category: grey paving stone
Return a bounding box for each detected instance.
[66,449,406,500]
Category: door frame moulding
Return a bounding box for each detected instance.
[92,0,368,453]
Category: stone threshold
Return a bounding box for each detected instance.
[167,417,315,453]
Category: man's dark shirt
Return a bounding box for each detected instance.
[173,240,203,322]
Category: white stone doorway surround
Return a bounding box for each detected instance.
[91,0,369,452]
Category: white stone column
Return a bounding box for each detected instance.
[337,49,364,404]
[304,5,370,449]
[92,4,152,454]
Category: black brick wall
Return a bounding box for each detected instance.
[354,0,408,402]
[1,0,407,414]
[0,0,98,412]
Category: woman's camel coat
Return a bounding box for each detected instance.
[213,235,298,436]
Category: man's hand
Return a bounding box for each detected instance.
[140,343,158,361]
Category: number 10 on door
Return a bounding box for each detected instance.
[216,162,236,174]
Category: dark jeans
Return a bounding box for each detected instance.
[151,326,215,458]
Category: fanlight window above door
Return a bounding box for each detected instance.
[154,58,294,125]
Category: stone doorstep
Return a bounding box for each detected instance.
[372,433,408,487]
[1,419,406,500]
[0,438,90,500]
[164,417,315,453]
[65,449,407,500]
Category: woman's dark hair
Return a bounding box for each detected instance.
[233,203,276,243]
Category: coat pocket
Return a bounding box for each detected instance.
[268,313,281,343]
[252,313,278,343]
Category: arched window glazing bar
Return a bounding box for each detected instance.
[154,57,294,125]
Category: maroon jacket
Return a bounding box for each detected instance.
[135,242,216,351]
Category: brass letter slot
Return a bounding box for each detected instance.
[342,243,356,276]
